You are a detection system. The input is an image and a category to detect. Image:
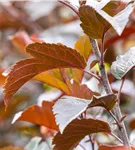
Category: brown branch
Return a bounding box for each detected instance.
[89,38,131,150]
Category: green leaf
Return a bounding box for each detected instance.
[53,118,111,150]
[111,46,135,79]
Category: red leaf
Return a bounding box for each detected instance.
[53,119,111,150]
[4,43,86,106]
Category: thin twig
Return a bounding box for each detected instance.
[58,0,79,16]
[110,133,123,144]
[89,135,95,150]
[108,110,122,130]
[82,69,101,82]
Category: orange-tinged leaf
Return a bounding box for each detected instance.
[0,146,23,150]
[0,69,6,86]
[99,145,135,150]
[12,101,59,131]
[72,68,83,83]
[71,81,93,99]
[34,70,72,95]
[53,118,111,150]
[4,43,86,106]
[73,34,92,83]
[10,31,32,56]
[75,34,92,61]
[129,118,135,130]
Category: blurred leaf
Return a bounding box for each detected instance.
[10,31,32,56]
[130,119,135,131]
[111,46,135,79]
[4,42,86,106]
[0,95,27,121]
[53,96,91,133]
[89,94,117,111]
[0,146,23,150]
[12,101,59,131]
[0,69,6,86]
[53,118,111,150]
[99,145,135,150]
[105,26,135,49]
[25,136,50,150]
[102,1,120,16]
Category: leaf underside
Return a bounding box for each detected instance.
[111,46,135,79]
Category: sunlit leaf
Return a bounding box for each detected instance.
[53,118,111,150]
[73,34,92,82]
[12,101,59,131]
[74,34,92,61]
[53,96,91,133]
[34,69,72,95]
[89,94,117,111]
[4,42,86,106]
[111,46,135,79]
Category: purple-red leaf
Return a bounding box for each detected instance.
[53,118,111,150]
[4,42,86,106]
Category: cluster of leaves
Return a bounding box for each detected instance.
[1,0,135,150]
